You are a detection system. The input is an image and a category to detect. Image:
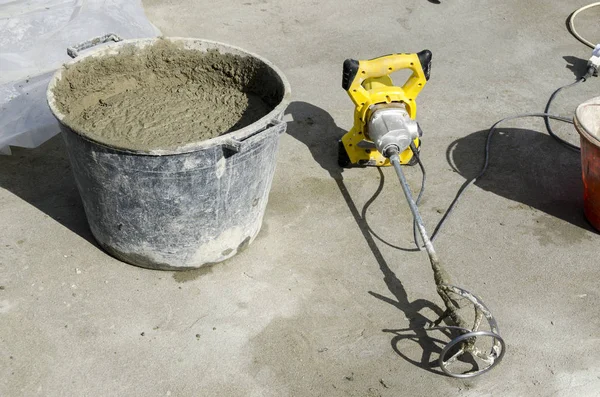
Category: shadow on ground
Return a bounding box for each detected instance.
[285,101,595,373]
[285,101,449,374]
[563,55,590,79]
[447,127,591,231]
[0,134,97,245]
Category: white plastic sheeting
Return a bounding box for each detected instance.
[0,0,160,154]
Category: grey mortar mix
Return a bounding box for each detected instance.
[52,39,275,151]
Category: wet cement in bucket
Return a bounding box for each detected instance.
[52,39,279,151]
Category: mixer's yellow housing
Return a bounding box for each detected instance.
[340,51,431,166]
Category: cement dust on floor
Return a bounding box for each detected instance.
[3,0,600,396]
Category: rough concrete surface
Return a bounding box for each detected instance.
[1,0,599,396]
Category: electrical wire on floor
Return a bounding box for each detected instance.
[408,0,600,249]
[543,79,585,152]
[544,59,598,152]
[411,113,576,250]
[568,2,600,49]
[374,1,600,378]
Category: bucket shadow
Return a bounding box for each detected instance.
[0,134,98,245]
[285,101,448,374]
[448,127,591,231]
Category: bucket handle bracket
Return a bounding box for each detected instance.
[67,33,123,59]
[222,119,286,154]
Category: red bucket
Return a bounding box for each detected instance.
[575,97,600,231]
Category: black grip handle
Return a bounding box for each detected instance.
[417,50,432,81]
[342,59,360,90]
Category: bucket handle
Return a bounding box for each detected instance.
[67,33,123,59]
[222,119,287,153]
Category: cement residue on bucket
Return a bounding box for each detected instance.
[576,97,600,140]
[52,39,279,151]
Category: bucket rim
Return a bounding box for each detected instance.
[46,37,291,156]
[575,96,600,147]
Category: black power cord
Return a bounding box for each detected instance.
[410,106,580,250]
[543,72,596,153]
[407,3,600,249]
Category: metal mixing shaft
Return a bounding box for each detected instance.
[389,150,505,378]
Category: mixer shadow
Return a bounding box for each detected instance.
[448,127,593,232]
[286,101,452,374]
[0,135,98,246]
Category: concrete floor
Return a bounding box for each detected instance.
[2,0,600,395]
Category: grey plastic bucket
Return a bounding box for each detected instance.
[46,37,291,270]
